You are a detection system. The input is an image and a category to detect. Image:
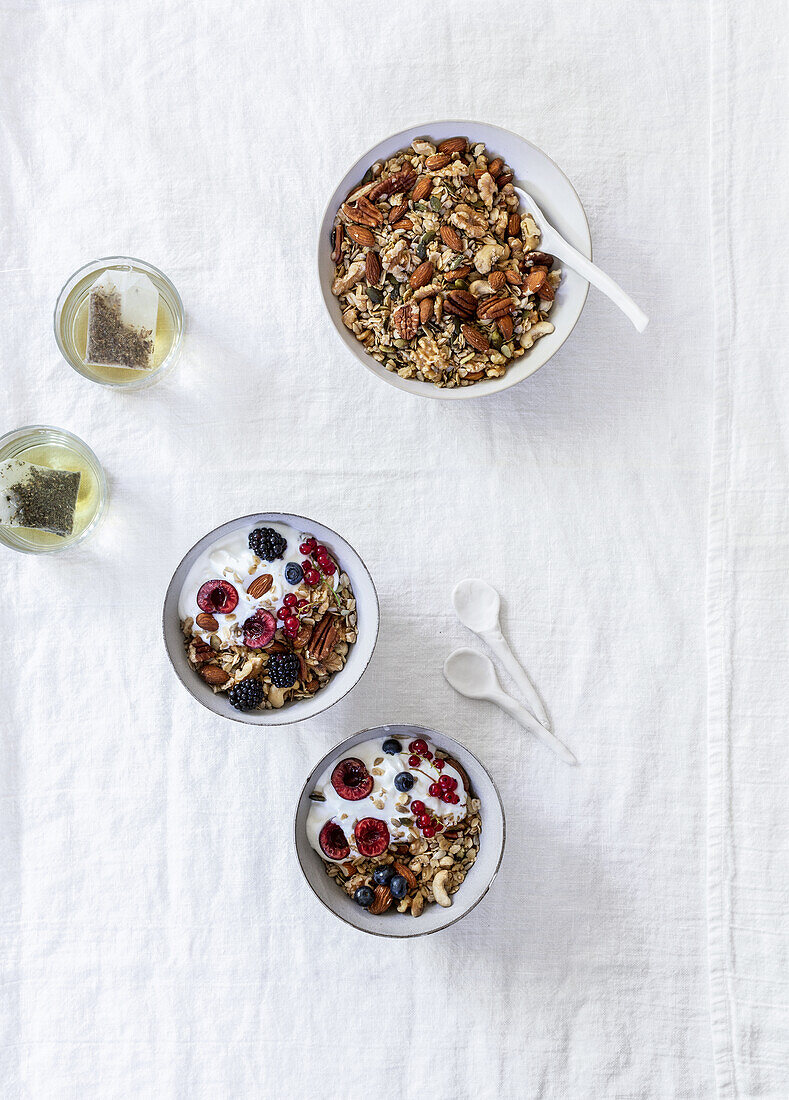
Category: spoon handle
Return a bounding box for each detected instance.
[492,690,578,766]
[480,627,551,730]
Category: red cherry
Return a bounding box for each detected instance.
[434,758,446,770]
[411,800,425,814]
[304,570,321,586]
[423,825,436,838]
[283,593,297,607]
[417,814,432,829]
[408,755,421,768]
[409,739,429,755]
[277,607,289,620]
[428,783,441,798]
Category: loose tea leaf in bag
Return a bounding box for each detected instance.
[0,459,81,536]
[85,269,159,369]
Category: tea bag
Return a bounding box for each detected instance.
[0,459,81,536]
[85,269,159,369]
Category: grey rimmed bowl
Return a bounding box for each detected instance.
[318,119,591,400]
[295,724,505,937]
[163,513,379,725]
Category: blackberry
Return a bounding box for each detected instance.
[227,678,264,711]
[268,653,300,689]
[248,526,287,561]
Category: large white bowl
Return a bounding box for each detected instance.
[162,513,379,726]
[318,120,591,400]
[294,725,506,937]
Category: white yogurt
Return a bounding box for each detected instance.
[306,734,468,861]
[178,521,337,647]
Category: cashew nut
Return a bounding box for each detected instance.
[519,320,555,349]
[432,870,453,908]
[469,278,496,298]
[473,242,506,275]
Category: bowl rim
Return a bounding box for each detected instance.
[293,723,507,938]
[317,118,592,401]
[161,511,380,727]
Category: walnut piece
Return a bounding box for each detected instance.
[449,203,488,239]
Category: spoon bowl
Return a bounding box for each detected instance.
[453,578,500,633]
[444,647,498,699]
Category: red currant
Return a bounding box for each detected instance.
[284,615,299,630]
[283,593,297,607]
[434,758,446,770]
[314,545,327,557]
[322,560,337,575]
[411,800,425,814]
[284,620,299,638]
[277,607,289,620]
[428,783,441,797]
[417,814,432,829]
[301,559,313,571]
[434,822,443,833]
[449,793,460,804]
[304,570,321,586]
[297,598,309,608]
[408,755,421,768]
[409,739,429,755]
[299,539,317,554]
[422,825,436,838]
[423,750,433,760]
[439,775,456,790]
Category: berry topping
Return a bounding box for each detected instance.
[434,822,443,832]
[284,620,299,639]
[242,609,276,649]
[448,792,460,804]
[409,738,429,755]
[299,538,317,555]
[422,825,436,838]
[248,526,287,561]
[382,738,402,755]
[354,885,375,908]
[267,653,300,688]
[434,758,446,770]
[314,544,328,557]
[277,607,290,620]
[304,569,321,586]
[423,750,433,760]
[331,758,373,801]
[196,579,238,615]
[429,783,441,798]
[411,800,425,814]
[394,772,414,792]
[283,593,298,607]
[390,875,408,900]
[439,775,456,790]
[417,814,432,829]
[319,820,350,860]
[373,866,395,886]
[321,559,337,576]
[297,598,309,608]
[354,817,390,857]
[408,755,421,768]
[284,562,303,585]
[227,678,264,711]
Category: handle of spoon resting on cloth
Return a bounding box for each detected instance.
[491,688,578,766]
[479,626,552,730]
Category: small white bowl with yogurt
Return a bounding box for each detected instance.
[163,513,379,725]
[295,725,505,937]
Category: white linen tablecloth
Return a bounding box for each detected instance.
[0,1,786,1097]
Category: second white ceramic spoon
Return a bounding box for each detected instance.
[444,648,578,766]
[514,185,649,333]
[453,578,551,731]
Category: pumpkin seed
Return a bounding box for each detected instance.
[393,338,407,348]
[501,343,513,358]
[430,194,442,211]
[366,286,383,305]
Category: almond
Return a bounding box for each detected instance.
[498,315,514,341]
[438,136,467,154]
[200,665,230,686]
[369,885,393,915]
[440,225,464,252]
[409,261,434,289]
[505,269,522,285]
[393,861,418,890]
[526,267,549,293]
[487,157,504,179]
[446,264,472,280]
[463,369,487,381]
[488,270,506,291]
[537,280,555,301]
[461,324,490,353]
[419,297,434,324]
[496,171,513,186]
[508,212,521,237]
[387,202,409,224]
[365,251,382,285]
[411,176,432,201]
[346,224,376,247]
[195,612,219,631]
[247,574,273,599]
[391,218,413,231]
[425,152,451,170]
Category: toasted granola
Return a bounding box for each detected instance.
[331,136,560,387]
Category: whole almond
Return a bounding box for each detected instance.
[200,665,230,686]
[247,574,273,599]
[393,861,418,890]
[526,267,549,293]
[446,264,472,280]
[419,297,434,324]
[438,137,467,154]
[387,202,409,224]
[409,260,434,289]
[391,218,413,231]
[365,251,382,285]
[498,315,514,341]
[505,268,522,285]
[346,224,376,247]
[488,270,506,291]
[369,885,393,915]
[537,280,555,301]
[440,225,464,252]
[487,157,504,178]
[497,171,513,186]
[411,176,432,201]
[425,152,450,170]
[508,213,521,237]
[461,324,490,353]
[195,612,219,631]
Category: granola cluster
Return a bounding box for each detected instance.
[331,136,560,387]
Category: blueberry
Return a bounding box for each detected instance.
[390,875,408,900]
[373,866,394,886]
[354,886,375,908]
[285,562,303,585]
[382,738,403,755]
[394,772,414,792]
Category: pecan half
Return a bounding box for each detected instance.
[443,288,477,318]
[331,223,344,264]
[342,197,383,228]
[307,613,340,662]
[368,166,417,201]
[392,302,420,339]
[476,295,516,320]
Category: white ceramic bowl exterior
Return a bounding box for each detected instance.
[163,513,379,725]
[318,120,592,400]
[294,725,505,937]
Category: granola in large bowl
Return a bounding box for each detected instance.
[163,514,379,725]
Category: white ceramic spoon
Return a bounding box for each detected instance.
[514,186,649,333]
[452,578,551,731]
[444,648,578,766]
